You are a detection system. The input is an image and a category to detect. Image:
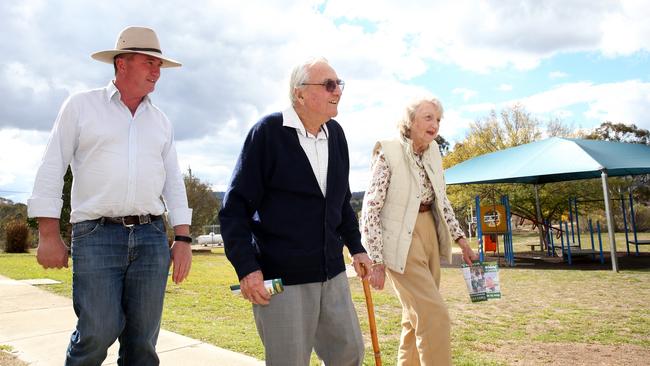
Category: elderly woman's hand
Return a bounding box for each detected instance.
[457,237,479,265]
[369,264,386,290]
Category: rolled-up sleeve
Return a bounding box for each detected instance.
[161,126,192,227]
[27,97,78,219]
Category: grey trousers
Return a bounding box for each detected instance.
[252,271,365,366]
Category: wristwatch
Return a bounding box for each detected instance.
[174,235,192,243]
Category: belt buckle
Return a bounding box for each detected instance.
[138,214,151,225]
[121,216,135,228]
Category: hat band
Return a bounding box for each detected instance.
[121,47,162,53]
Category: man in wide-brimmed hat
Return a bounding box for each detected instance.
[28,26,192,366]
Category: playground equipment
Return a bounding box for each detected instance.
[622,189,650,255]
[549,192,646,265]
[475,195,514,266]
[547,197,605,265]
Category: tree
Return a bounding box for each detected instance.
[60,167,73,241]
[584,121,649,145]
[435,135,450,155]
[443,104,543,169]
[443,104,604,244]
[584,121,650,225]
[183,171,220,237]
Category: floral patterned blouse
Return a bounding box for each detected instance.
[362,147,466,264]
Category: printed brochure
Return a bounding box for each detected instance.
[461,261,501,302]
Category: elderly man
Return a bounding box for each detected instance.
[219,57,372,366]
[28,26,192,366]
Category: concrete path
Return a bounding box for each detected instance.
[0,275,264,366]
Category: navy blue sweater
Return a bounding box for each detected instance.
[219,112,365,285]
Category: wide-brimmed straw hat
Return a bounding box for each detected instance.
[91,26,181,68]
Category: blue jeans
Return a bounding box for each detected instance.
[66,218,171,366]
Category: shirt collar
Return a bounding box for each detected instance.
[282,106,329,138]
[105,80,152,106]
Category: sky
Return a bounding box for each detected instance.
[1,0,649,204]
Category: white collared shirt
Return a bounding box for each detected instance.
[28,81,192,226]
[282,107,329,196]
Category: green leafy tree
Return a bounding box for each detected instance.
[435,135,450,156]
[184,172,220,237]
[60,167,73,241]
[584,121,650,228]
[443,104,604,243]
[584,121,649,145]
[444,104,542,169]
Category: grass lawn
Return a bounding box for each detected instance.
[1,233,649,365]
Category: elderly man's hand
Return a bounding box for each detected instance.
[240,270,271,305]
[351,252,373,280]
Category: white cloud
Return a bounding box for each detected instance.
[510,80,650,129]
[323,0,647,73]
[2,0,650,201]
[463,103,497,113]
[549,71,569,79]
[0,129,50,202]
[497,84,513,92]
[452,88,477,101]
[599,0,650,56]
[439,109,474,144]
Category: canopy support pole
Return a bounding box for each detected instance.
[601,170,619,272]
[534,184,545,250]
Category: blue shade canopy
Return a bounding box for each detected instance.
[445,137,650,185]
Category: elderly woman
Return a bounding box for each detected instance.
[361,97,478,365]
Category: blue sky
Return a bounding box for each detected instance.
[414,50,650,139]
[1,0,649,203]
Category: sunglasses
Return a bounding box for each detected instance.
[301,78,345,92]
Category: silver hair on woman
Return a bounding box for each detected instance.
[397,97,444,138]
[289,56,330,105]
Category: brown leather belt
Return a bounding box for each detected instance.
[418,203,432,212]
[103,214,162,227]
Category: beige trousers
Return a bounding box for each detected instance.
[387,211,452,366]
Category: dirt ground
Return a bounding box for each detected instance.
[494,341,650,366]
[442,251,650,365]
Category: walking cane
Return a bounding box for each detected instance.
[361,264,382,366]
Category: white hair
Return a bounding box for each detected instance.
[397,97,444,138]
[288,56,329,105]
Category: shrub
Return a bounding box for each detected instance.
[4,219,30,253]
